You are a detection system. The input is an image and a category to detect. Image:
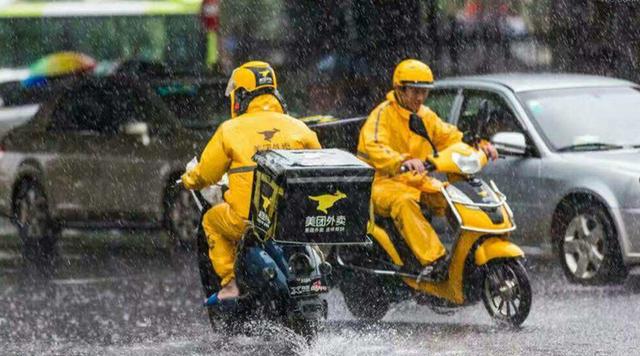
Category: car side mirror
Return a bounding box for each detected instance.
[122,121,150,146]
[491,131,527,156]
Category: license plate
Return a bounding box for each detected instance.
[289,278,328,296]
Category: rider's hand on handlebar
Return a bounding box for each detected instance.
[478,141,499,161]
[401,158,426,174]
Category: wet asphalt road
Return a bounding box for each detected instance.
[1,226,640,356]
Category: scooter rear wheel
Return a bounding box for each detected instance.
[481,259,531,327]
[286,316,319,342]
[340,270,390,321]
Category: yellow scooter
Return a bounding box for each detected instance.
[334,116,531,327]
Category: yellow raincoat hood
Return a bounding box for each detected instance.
[238,94,284,117]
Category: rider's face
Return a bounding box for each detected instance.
[397,86,430,113]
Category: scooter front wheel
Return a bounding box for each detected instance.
[481,259,532,327]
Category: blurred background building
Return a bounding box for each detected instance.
[219,0,640,117]
[1,0,639,118]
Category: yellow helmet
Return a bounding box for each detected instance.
[225,60,284,117]
[392,59,434,89]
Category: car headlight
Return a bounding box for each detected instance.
[451,151,482,174]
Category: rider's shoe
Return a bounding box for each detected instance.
[204,279,240,306]
[416,255,449,283]
[204,293,222,306]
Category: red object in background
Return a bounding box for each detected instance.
[201,0,220,32]
[464,0,481,19]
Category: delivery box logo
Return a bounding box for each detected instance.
[308,191,347,214]
[261,195,271,210]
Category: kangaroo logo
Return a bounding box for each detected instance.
[258,128,280,141]
[255,69,273,85]
[308,191,347,214]
[261,195,271,210]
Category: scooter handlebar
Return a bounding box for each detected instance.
[399,161,436,174]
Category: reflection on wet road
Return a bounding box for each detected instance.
[1,229,640,355]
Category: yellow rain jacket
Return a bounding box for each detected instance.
[357,91,463,265]
[182,94,321,285]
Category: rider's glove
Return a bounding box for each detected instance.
[185,157,198,172]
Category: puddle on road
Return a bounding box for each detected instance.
[2,226,640,355]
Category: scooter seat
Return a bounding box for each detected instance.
[375,215,452,277]
[376,217,423,272]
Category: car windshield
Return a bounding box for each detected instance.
[519,86,640,151]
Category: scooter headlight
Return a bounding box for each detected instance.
[451,151,482,175]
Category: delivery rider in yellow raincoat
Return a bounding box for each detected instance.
[181,61,321,301]
[357,59,497,280]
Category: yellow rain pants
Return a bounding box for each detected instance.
[371,179,447,265]
[202,202,247,286]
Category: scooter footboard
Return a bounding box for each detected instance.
[474,237,524,266]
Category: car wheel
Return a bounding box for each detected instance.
[13,179,59,264]
[164,185,200,251]
[555,200,627,285]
